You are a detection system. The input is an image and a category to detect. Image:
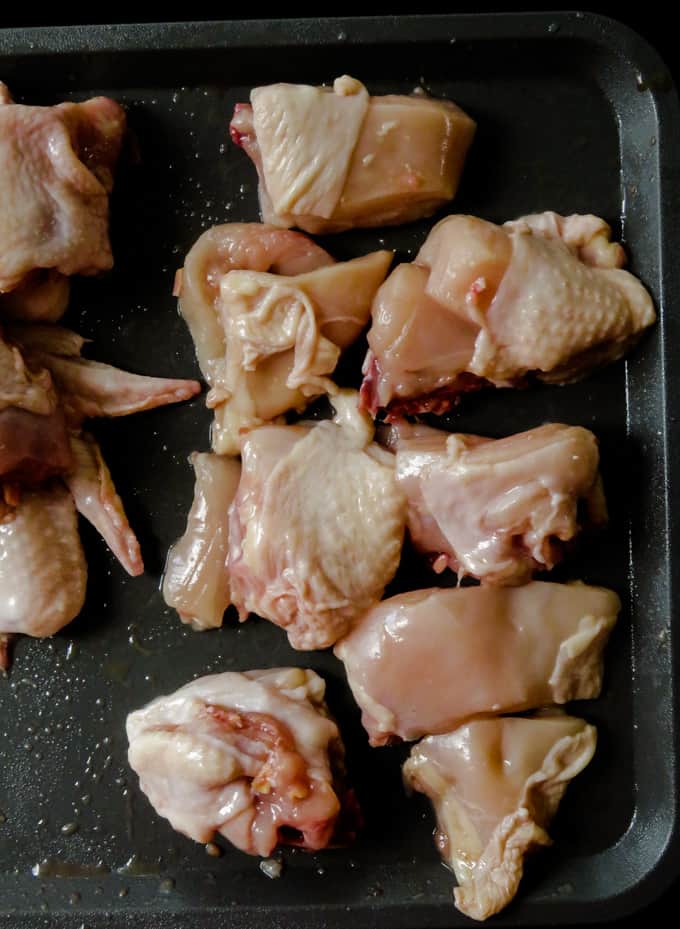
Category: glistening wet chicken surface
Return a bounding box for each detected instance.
[0,17,674,928]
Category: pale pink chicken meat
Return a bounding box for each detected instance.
[393,422,607,584]
[230,76,476,234]
[0,328,72,486]
[403,712,597,921]
[127,668,359,856]
[9,323,200,427]
[360,212,656,416]
[0,323,200,662]
[0,83,126,303]
[163,452,241,630]
[228,392,406,650]
[65,433,143,577]
[0,485,87,643]
[177,223,391,454]
[335,581,619,745]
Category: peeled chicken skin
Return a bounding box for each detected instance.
[178,223,390,455]
[231,76,475,234]
[163,453,241,630]
[361,212,655,414]
[127,668,357,856]
[0,485,87,639]
[0,90,125,293]
[403,714,596,921]
[395,422,607,584]
[335,582,619,745]
[228,395,405,650]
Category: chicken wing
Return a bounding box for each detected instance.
[0,84,126,301]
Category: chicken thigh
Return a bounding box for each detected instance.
[360,212,656,416]
[393,422,607,584]
[335,582,619,745]
[177,223,391,454]
[231,76,476,233]
[127,668,359,856]
[228,393,406,650]
[0,83,126,305]
[403,713,596,921]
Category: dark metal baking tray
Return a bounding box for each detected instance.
[1,12,679,928]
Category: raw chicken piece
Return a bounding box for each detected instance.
[9,323,200,426]
[403,713,596,921]
[0,329,72,484]
[0,485,87,639]
[127,668,359,856]
[65,433,143,577]
[163,452,241,629]
[228,392,406,650]
[177,223,391,454]
[231,76,476,233]
[394,422,607,584]
[335,581,619,745]
[0,86,126,294]
[360,212,656,415]
[0,270,71,323]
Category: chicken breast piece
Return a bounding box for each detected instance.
[163,452,241,630]
[0,88,126,294]
[403,713,597,921]
[360,212,656,416]
[231,76,475,233]
[228,392,406,650]
[0,485,87,639]
[394,422,607,584]
[335,582,619,745]
[177,223,391,454]
[127,668,359,856]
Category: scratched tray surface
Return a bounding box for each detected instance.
[0,13,678,929]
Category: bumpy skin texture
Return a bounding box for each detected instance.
[335,581,620,745]
[163,453,241,630]
[0,83,126,297]
[360,212,656,416]
[127,668,358,856]
[228,393,406,650]
[403,713,597,921]
[393,422,607,584]
[231,76,476,233]
[0,485,87,638]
